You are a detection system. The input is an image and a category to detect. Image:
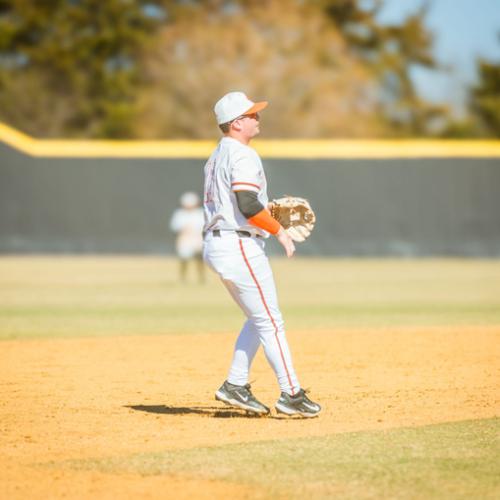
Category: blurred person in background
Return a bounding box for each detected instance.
[169,191,205,283]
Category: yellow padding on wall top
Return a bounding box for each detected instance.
[1,122,500,159]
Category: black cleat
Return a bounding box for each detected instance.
[215,381,270,415]
[275,389,321,417]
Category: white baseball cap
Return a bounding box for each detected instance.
[214,91,268,125]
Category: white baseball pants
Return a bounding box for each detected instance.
[203,231,300,396]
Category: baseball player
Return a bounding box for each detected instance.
[202,91,321,417]
[170,191,205,283]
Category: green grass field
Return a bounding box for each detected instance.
[1,257,499,339]
[69,418,499,499]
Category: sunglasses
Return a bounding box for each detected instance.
[232,112,260,122]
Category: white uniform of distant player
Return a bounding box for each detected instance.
[203,131,300,395]
[170,192,205,281]
[170,192,204,259]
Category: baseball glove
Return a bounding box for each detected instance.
[269,195,316,242]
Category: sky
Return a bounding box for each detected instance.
[377,0,500,116]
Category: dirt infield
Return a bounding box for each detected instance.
[1,326,499,499]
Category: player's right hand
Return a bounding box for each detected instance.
[276,227,296,258]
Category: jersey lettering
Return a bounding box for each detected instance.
[204,158,216,204]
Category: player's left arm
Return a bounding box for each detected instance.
[235,191,280,234]
[236,190,294,257]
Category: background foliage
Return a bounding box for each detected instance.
[0,0,498,138]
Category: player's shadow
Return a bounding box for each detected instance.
[125,404,275,419]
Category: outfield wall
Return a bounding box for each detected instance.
[1,129,500,256]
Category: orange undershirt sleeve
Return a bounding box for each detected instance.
[248,208,281,235]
